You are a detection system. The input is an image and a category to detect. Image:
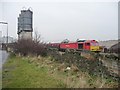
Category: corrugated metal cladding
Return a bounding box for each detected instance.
[18,9,33,34]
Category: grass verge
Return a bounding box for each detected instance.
[2,54,118,88]
[2,54,65,88]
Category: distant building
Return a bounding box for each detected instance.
[17,9,33,40]
[109,42,120,53]
[0,36,17,43]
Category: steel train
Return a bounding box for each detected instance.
[48,40,101,52]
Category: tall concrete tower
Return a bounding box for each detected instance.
[17,9,33,40]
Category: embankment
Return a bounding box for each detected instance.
[2,53,119,88]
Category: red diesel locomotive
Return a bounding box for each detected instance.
[48,40,101,52]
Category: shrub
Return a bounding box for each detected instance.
[14,39,47,56]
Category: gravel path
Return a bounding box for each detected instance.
[0,50,9,68]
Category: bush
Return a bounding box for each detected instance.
[47,50,119,81]
[14,39,47,56]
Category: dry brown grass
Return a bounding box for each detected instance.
[21,55,118,88]
[81,52,95,60]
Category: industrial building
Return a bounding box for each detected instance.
[17,9,33,40]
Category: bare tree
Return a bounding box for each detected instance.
[34,30,41,44]
[13,31,47,56]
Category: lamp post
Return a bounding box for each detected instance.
[0,22,8,44]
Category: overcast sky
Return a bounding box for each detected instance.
[0,0,119,42]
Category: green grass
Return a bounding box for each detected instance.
[2,55,65,88]
[2,54,118,88]
[0,69,2,89]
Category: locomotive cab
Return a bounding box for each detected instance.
[90,40,100,52]
[83,40,100,52]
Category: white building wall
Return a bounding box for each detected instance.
[18,31,32,40]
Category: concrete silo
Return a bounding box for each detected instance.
[17,9,33,40]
